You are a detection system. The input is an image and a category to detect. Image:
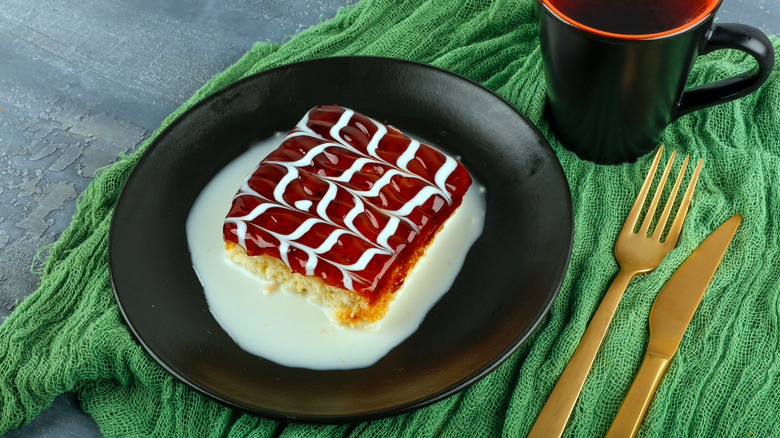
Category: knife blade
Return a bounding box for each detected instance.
[605,213,742,438]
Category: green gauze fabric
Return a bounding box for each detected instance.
[2,0,780,436]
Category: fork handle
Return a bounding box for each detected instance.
[605,352,671,438]
[527,269,635,438]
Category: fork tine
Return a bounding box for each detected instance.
[652,154,690,241]
[624,146,664,232]
[638,150,676,236]
[664,157,702,245]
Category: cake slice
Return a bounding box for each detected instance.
[223,105,472,327]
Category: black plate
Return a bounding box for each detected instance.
[109,56,573,423]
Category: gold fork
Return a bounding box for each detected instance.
[527,146,702,438]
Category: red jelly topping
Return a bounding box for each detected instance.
[223,105,472,301]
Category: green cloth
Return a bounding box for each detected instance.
[2,0,779,436]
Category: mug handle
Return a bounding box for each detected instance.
[673,23,775,120]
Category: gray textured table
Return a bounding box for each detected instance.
[1,0,777,436]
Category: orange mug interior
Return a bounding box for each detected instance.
[541,0,720,39]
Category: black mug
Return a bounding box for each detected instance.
[536,0,775,164]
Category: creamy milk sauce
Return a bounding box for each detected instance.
[187,133,486,370]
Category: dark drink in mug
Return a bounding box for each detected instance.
[536,0,774,163]
[553,0,713,35]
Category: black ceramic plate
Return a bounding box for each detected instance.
[109,56,572,424]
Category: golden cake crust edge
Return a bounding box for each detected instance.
[224,242,395,327]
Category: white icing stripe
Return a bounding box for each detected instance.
[316,182,338,222]
[285,217,321,241]
[311,229,351,254]
[376,216,400,250]
[351,169,407,198]
[384,185,442,217]
[225,201,276,223]
[342,197,366,239]
[234,221,247,249]
[339,269,354,291]
[328,157,376,183]
[279,241,290,268]
[336,247,388,271]
[433,155,457,203]
[274,143,333,167]
[294,112,313,134]
[329,108,355,144]
[396,139,420,171]
[304,250,318,275]
[236,165,263,199]
[365,119,387,159]
[285,132,363,155]
[272,166,298,207]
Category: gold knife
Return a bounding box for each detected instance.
[605,214,741,438]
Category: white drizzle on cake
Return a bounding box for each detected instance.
[224,112,457,287]
[221,105,474,326]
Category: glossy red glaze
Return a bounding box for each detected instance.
[223,105,472,301]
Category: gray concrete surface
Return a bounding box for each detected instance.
[1,0,776,436]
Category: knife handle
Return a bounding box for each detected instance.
[605,352,671,438]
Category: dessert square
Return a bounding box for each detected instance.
[223,105,472,326]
